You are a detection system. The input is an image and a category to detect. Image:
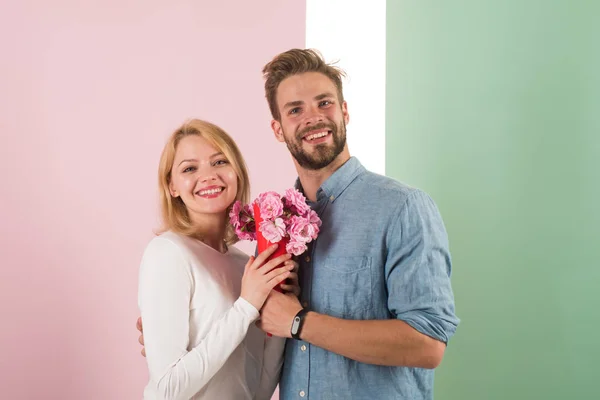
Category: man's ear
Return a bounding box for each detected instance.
[271,119,285,143]
[342,101,350,125]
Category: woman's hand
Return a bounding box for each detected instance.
[240,244,294,311]
[278,259,301,297]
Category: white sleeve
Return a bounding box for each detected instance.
[253,335,286,400]
[138,237,259,400]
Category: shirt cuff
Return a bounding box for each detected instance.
[235,297,260,322]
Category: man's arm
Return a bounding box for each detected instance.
[257,292,445,368]
[257,190,459,369]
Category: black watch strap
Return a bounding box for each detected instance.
[290,308,309,340]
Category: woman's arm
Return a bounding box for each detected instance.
[138,237,259,400]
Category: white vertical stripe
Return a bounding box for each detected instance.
[305,0,387,175]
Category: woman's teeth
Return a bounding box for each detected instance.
[198,187,223,196]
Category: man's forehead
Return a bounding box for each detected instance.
[277,72,338,102]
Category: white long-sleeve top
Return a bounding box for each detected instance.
[138,231,285,400]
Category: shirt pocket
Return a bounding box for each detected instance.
[315,256,373,319]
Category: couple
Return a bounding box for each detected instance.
[137,48,460,400]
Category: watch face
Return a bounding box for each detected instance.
[292,316,301,334]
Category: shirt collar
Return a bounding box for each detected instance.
[294,156,365,204]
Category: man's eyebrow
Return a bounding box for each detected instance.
[315,92,335,100]
[283,100,304,109]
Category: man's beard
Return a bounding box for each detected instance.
[284,120,346,170]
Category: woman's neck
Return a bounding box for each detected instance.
[190,212,228,253]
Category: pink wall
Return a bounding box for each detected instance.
[0,1,304,398]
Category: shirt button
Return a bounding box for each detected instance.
[305,256,311,262]
[299,391,306,397]
[330,195,335,201]
[301,345,307,351]
[302,301,308,307]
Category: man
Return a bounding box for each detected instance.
[139,48,459,399]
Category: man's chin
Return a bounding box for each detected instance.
[297,154,338,170]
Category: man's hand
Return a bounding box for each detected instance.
[256,290,303,338]
[136,317,146,357]
[279,259,301,297]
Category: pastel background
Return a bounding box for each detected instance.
[2,1,599,399]
[0,1,303,399]
[386,1,600,399]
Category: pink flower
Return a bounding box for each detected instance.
[229,188,320,247]
[230,200,256,241]
[259,217,286,243]
[257,191,284,220]
[284,188,311,216]
[288,215,314,243]
[286,240,308,256]
[307,209,322,227]
[237,229,256,241]
[229,201,243,228]
[307,222,319,240]
[241,204,254,223]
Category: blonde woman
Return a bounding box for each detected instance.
[138,119,299,399]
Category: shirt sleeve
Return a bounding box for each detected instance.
[252,335,286,400]
[138,237,260,400]
[385,190,460,343]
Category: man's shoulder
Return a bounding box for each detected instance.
[354,169,423,203]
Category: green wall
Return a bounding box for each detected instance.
[386,2,600,399]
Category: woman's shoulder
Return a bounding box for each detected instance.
[141,231,192,261]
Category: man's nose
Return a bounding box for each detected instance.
[303,106,325,126]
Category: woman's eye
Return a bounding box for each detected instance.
[214,159,228,166]
[183,166,196,173]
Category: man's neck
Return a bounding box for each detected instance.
[295,152,351,202]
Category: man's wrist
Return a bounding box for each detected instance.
[290,308,309,339]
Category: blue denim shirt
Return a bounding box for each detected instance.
[278,157,459,400]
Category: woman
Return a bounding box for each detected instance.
[138,119,298,399]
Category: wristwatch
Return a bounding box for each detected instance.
[290,308,309,340]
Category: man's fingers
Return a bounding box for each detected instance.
[141,348,146,357]
[279,284,300,296]
[287,272,298,282]
[287,260,299,272]
[138,334,144,345]
[279,284,294,292]
[136,317,143,332]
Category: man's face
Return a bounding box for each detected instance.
[271,72,349,170]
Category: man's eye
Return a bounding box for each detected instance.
[319,100,331,107]
[289,107,300,114]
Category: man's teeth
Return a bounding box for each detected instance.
[306,131,329,141]
[199,188,223,196]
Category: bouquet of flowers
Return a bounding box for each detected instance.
[229,187,322,264]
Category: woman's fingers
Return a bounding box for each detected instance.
[250,244,280,270]
[268,270,292,287]
[259,253,292,274]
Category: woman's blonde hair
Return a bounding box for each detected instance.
[157,119,250,246]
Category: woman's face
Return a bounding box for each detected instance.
[169,135,238,222]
